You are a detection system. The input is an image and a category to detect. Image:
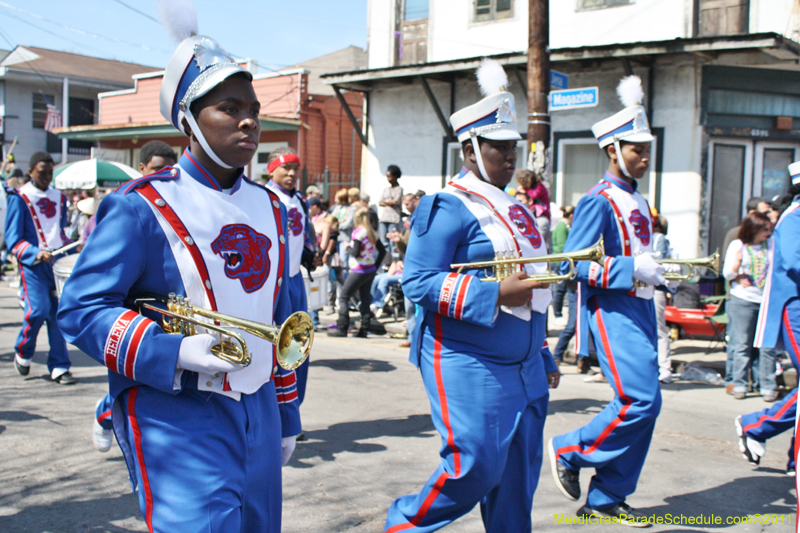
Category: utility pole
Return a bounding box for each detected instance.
[527,0,550,178]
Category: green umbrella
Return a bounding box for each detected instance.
[54,159,141,190]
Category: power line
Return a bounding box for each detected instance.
[0,1,171,54]
[111,0,160,24]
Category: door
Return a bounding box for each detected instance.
[707,139,800,254]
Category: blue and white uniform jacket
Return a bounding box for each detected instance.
[57,150,301,433]
[265,181,314,279]
[755,197,800,349]
[404,169,558,386]
[563,172,657,356]
[5,181,73,272]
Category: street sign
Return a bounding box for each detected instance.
[549,87,599,111]
[550,70,568,90]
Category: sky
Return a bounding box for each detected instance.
[0,0,369,73]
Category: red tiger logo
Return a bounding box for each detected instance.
[211,224,272,293]
[36,197,57,218]
[629,209,651,246]
[508,204,542,248]
[287,207,304,237]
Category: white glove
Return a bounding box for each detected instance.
[282,435,297,466]
[176,334,244,375]
[665,279,681,291]
[633,252,666,287]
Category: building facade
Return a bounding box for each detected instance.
[325,0,800,258]
[0,46,155,168]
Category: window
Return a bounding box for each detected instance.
[32,93,55,129]
[577,0,632,11]
[404,0,428,20]
[474,0,513,22]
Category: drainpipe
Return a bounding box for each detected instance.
[61,77,69,163]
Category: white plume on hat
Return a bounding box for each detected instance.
[158,0,199,43]
[476,58,509,97]
[617,75,645,108]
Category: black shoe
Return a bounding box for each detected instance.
[52,371,76,385]
[354,329,368,338]
[548,438,580,500]
[577,358,594,375]
[578,502,652,528]
[14,357,30,376]
[327,328,347,337]
[296,432,307,442]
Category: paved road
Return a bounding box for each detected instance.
[0,283,795,532]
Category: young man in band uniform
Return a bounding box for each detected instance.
[58,30,300,532]
[383,60,559,533]
[548,76,678,525]
[6,151,76,384]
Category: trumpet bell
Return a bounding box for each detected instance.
[277,312,314,370]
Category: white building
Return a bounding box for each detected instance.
[0,46,154,168]
[324,0,800,258]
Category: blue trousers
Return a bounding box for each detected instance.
[553,286,577,361]
[741,388,797,469]
[288,272,310,405]
[16,265,70,372]
[728,295,780,394]
[96,393,113,430]
[118,382,283,533]
[552,295,661,510]
[384,332,549,532]
[778,299,800,475]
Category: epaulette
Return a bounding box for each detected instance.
[412,194,439,237]
[117,166,180,195]
[587,181,611,197]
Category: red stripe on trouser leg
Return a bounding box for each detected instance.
[743,392,797,433]
[783,308,800,533]
[128,388,154,533]
[556,300,631,459]
[97,410,112,424]
[16,268,32,355]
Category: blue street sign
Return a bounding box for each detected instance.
[549,87,599,111]
[550,70,568,90]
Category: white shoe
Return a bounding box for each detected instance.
[551,315,568,328]
[92,399,113,452]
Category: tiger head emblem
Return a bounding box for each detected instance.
[629,209,651,246]
[508,204,542,248]
[211,224,271,293]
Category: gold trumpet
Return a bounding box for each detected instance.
[659,250,720,281]
[450,237,605,283]
[135,293,313,370]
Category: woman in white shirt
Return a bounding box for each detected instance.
[723,211,779,401]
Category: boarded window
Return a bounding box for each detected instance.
[697,0,749,37]
[474,0,514,21]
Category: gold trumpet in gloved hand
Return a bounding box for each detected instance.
[450,237,605,283]
[135,293,313,370]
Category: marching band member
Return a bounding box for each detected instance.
[754,160,800,526]
[57,14,300,531]
[266,147,316,405]
[6,151,75,384]
[384,59,559,533]
[547,76,676,525]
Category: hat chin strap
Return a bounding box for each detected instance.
[613,140,631,179]
[470,134,490,184]
[184,111,233,170]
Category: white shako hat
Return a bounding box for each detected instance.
[158,0,252,169]
[449,59,521,180]
[590,75,653,178]
[789,161,800,185]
